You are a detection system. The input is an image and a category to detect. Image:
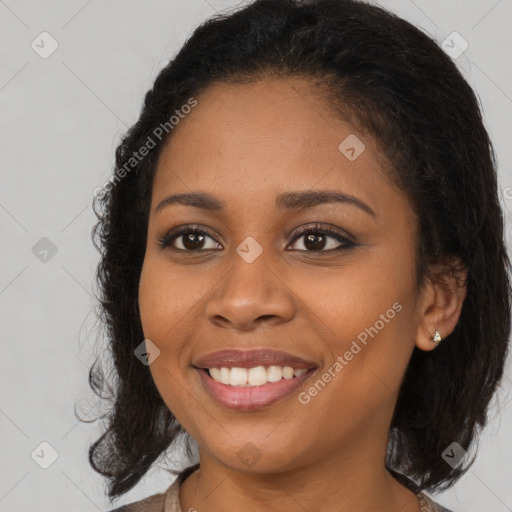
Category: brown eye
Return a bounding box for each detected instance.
[159,227,221,252]
[288,224,355,252]
[158,223,355,254]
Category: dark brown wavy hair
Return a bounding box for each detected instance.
[85,0,512,504]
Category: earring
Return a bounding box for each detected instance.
[431,329,442,347]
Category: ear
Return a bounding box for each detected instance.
[415,257,468,351]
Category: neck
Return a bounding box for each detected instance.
[179,433,420,512]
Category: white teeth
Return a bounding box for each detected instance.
[267,365,283,382]
[210,368,221,381]
[229,367,248,386]
[282,366,294,379]
[208,365,311,386]
[248,366,268,386]
[219,367,230,385]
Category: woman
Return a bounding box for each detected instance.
[88,0,511,511]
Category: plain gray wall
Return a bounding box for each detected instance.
[1,1,511,511]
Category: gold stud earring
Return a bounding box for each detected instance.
[431,329,442,347]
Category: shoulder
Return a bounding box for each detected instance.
[418,491,455,512]
[388,470,455,512]
[105,463,198,512]
[106,491,166,512]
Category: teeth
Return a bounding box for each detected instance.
[219,367,230,385]
[230,367,248,386]
[282,366,294,379]
[210,368,221,381]
[207,365,310,386]
[248,366,268,386]
[267,365,283,382]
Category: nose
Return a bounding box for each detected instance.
[204,252,296,331]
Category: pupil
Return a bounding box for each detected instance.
[184,233,204,250]
[180,232,327,251]
[305,233,325,250]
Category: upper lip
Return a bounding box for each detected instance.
[192,349,318,369]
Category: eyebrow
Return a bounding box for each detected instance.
[155,190,376,217]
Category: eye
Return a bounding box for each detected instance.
[158,226,221,252]
[158,223,355,253]
[288,223,355,252]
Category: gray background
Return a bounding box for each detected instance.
[1,0,511,511]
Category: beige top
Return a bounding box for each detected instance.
[109,467,453,512]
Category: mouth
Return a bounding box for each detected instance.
[192,348,317,370]
[193,354,318,411]
[194,366,317,410]
[192,349,318,410]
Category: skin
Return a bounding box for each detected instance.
[138,76,467,512]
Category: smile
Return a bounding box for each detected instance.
[195,365,317,410]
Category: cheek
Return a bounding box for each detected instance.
[298,243,416,347]
[290,270,417,455]
[138,257,199,424]
[138,255,203,346]
[296,238,418,401]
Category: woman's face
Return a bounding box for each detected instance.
[138,77,428,474]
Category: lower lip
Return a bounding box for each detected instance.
[195,368,316,411]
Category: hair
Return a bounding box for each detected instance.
[87,0,512,503]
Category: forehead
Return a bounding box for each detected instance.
[152,77,403,217]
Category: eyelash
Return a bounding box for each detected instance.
[157,223,356,254]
